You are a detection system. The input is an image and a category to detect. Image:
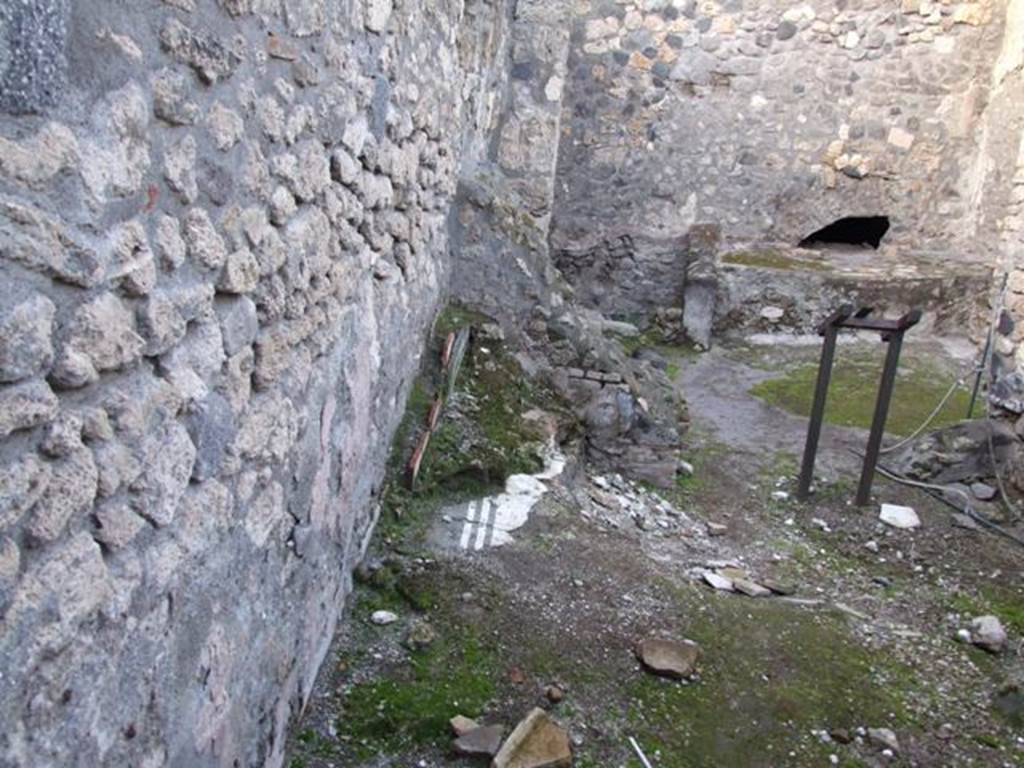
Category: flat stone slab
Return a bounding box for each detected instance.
[635,637,700,679]
[455,725,505,757]
[733,578,772,597]
[703,571,734,591]
[491,707,571,768]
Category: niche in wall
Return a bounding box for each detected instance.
[799,216,891,249]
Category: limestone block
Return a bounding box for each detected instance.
[0,454,52,529]
[183,208,228,270]
[0,199,105,288]
[93,440,143,498]
[6,532,112,631]
[218,248,260,294]
[138,292,188,356]
[366,0,393,33]
[207,103,244,151]
[270,185,297,226]
[0,122,78,189]
[231,390,298,464]
[60,293,146,382]
[152,68,199,126]
[0,293,55,383]
[186,392,236,481]
[27,448,98,543]
[221,346,254,415]
[0,379,59,438]
[40,411,84,458]
[79,82,152,205]
[93,499,148,550]
[244,479,285,546]
[134,422,196,527]
[159,19,240,84]
[155,214,187,270]
[164,134,199,203]
[108,220,156,295]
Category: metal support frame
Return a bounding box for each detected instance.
[796,305,922,507]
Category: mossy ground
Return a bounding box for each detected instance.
[747,343,982,435]
[374,304,566,546]
[289,331,1023,768]
[626,595,912,768]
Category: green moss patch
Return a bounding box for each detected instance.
[749,348,980,435]
[626,594,917,767]
[374,304,570,546]
[337,627,499,759]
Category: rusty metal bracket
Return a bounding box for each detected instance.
[796,305,922,507]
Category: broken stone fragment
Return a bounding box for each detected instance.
[491,707,571,768]
[879,503,920,529]
[970,615,1007,653]
[703,570,734,591]
[706,521,728,536]
[450,715,479,737]
[970,481,997,501]
[635,637,700,679]
[370,609,398,625]
[867,727,899,752]
[454,724,505,758]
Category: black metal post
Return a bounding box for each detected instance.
[797,326,839,500]
[854,309,922,506]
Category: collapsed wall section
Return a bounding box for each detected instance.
[552,0,1011,315]
[0,1,510,766]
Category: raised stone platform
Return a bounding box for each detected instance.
[712,244,993,338]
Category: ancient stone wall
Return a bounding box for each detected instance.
[980,0,1024,386]
[0,1,512,766]
[450,0,574,322]
[551,0,1013,315]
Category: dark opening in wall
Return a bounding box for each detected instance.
[799,216,891,249]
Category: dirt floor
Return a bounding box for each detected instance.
[287,332,1024,768]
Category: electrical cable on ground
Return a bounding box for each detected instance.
[867,270,1020,522]
[842,446,1024,549]
[878,366,983,455]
